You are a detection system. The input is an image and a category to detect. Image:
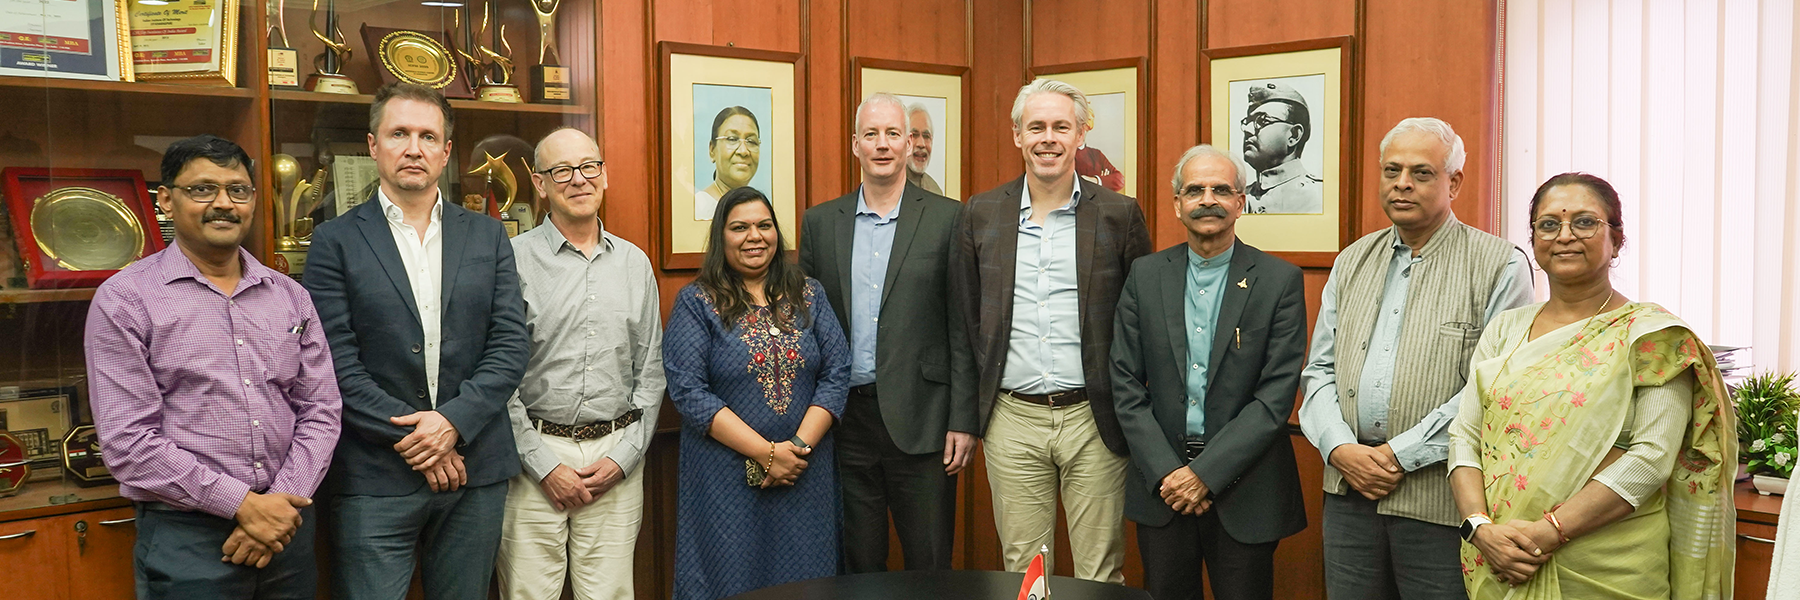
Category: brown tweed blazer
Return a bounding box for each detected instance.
[950,176,1153,455]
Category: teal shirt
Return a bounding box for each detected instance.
[1183,244,1234,437]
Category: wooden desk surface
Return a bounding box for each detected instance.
[1736,479,1784,526]
[0,478,126,523]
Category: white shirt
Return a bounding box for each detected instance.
[377,188,445,407]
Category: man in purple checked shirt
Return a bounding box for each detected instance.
[85,134,342,599]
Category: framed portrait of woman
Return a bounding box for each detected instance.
[659,42,804,270]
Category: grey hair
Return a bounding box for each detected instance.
[1379,117,1466,174]
[905,102,933,126]
[1010,79,1091,130]
[853,92,908,132]
[1169,144,1250,195]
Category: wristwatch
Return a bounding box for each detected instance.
[1459,513,1492,542]
[788,435,812,451]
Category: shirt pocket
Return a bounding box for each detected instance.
[251,324,305,389]
[1436,323,1484,341]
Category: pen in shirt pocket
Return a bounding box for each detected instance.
[289,322,306,335]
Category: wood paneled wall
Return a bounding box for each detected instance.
[595,1,1502,597]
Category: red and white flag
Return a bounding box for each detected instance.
[1016,550,1047,600]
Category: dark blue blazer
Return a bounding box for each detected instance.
[303,195,528,495]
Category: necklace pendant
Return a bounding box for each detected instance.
[768,326,780,336]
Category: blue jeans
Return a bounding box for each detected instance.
[329,481,507,600]
[134,502,318,600]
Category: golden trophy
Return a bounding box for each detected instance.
[467,0,521,103]
[528,0,570,104]
[267,0,301,88]
[467,151,521,236]
[306,0,358,94]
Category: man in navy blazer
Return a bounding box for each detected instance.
[1110,145,1307,600]
[303,82,529,600]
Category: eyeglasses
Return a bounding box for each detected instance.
[536,160,604,184]
[170,183,255,204]
[1531,215,1609,240]
[1178,184,1240,201]
[1239,113,1294,134]
[714,135,761,151]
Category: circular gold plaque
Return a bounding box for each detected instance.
[29,186,146,271]
[379,31,456,89]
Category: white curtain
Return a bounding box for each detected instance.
[1501,0,1800,373]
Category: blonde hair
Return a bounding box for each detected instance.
[1010,79,1090,129]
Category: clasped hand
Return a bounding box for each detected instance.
[224,491,310,568]
[1159,467,1212,515]
[762,441,810,488]
[1328,443,1402,500]
[539,458,627,511]
[392,411,466,492]
[1471,519,1561,586]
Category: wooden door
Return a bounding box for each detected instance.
[67,506,138,599]
[0,514,71,599]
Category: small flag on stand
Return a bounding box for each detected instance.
[1016,545,1049,600]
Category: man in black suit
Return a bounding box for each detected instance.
[798,92,974,572]
[950,79,1153,582]
[303,82,529,600]
[1110,144,1308,600]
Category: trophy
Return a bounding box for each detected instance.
[467,151,521,236]
[307,0,359,94]
[528,0,570,104]
[465,0,521,103]
[270,154,309,276]
[267,0,301,88]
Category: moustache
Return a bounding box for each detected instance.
[203,209,241,223]
[1187,205,1229,220]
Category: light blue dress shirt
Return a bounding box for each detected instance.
[1000,180,1085,394]
[1183,245,1233,437]
[848,189,900,387]
[1297,230,1532,472]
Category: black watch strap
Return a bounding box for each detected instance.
[788,435,811,450]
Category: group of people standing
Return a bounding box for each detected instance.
[83,77,1735,600]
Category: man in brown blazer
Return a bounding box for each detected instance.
[951,78,1153,583]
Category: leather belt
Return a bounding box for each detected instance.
[1361,440,1387,447]
[850,384,878,398]
[534,409,643,442]
[1005,388,1088,408]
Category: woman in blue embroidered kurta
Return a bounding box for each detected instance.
[663,187,850,600]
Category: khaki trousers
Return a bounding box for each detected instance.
[496,430,646,600]
[984,391,1128,583]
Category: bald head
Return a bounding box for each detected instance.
[531,127,607,224]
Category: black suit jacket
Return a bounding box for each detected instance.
[303,196,529,495]
[951,177,1152,454]
[798,183,977,453]
[1110,240,1307,543]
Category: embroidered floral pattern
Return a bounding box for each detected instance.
[737,305,806,414]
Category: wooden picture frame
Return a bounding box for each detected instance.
[0,0,134,81]
[1031,58,1150,210]
[1203,36,1357,267]
[1,167,165,289]
[849,58,969,200]
[657,42,805,270]
[127,0,239,86]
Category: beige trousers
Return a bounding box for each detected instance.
[984,391,1128,584]
[496,430,646,600]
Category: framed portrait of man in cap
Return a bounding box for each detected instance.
[1204,36,1356,266]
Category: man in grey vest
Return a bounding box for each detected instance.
[1298,117,1531,599]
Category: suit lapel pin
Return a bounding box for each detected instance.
[1237,278,1248,289]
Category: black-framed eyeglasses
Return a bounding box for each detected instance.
[1178,184,1240,201]
[1531,215,1607,240]
[170,183,255,204]
[714,135,762,151]
[536,160,604,184]
[1239,113,1294,134]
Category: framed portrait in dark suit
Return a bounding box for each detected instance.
[851,58,968,200]
[658,42,804,270]
[1203,36,1358,267]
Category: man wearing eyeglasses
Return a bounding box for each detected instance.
[494,127,664,600]
[1239,82,1323,215]
[1110,145,1307,600]
[1298,118,1532,600]
[86,134,342,599]
[304,82,529,600]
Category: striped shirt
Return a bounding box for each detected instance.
[85,246,342,519]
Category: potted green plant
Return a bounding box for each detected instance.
[1736,371,1799,495]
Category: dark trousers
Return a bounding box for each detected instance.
[837,388,958,573]
[1322,492,1467,600]
[133,502,318,600]
[1135,509,1277,600]
[329,480,507,600]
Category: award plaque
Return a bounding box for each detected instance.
[0,0,135,82]
[2,167,164,289]
[266,0,300,88]
[527,0,570,104]
[0,387,75,467]
[359,25,475,98]
[62,425,113,487]
[0,432,27,497]
[128,0,239,86]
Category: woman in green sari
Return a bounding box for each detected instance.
[1447,173,1735,599]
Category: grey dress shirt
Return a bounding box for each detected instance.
[507,221,666,481]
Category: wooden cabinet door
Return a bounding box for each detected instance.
[0,515,72,599]
[67,506,138,599]
[1736,520,1777,600]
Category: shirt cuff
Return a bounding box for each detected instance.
[1593,454,1667,509]
[606,442,644,476]
[1387,429,1444,472]
[522,445,563,483]
[1314,427,1359,465]
[203,476,256,521]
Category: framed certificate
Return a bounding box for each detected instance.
[1,167,165,289]
[128,0,238,86]
[0,0,133,81]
